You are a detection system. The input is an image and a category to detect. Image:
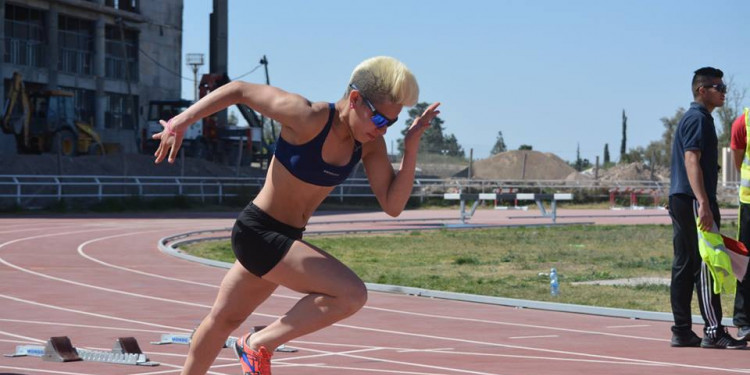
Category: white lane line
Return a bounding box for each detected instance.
[77,230,222,289]
[606,324,652,329]
[0,293,191,331]
[270,346,382,362]
[398,347,455,353]
[509,335,559,339]
[0,329,45,343]
[0,366,97,375]
[0,318,175,334]
[289,345,502,375]
[330,323,749,374]
[364,306,667,343]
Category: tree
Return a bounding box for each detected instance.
[397,102,464,157]
[716,75,747,147]
[228,110,239,126]
[490,131,507,155]
[622,107,685,167]
[519,144,533,150]
[620,109,627,162]
[603,143,610,164]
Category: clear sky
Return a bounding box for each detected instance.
[180,0,750,162]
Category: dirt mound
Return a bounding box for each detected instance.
[599,162,668,182]
[470,150,575,180]
[0,153,266,177]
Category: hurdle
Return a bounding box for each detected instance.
[443,193,573,223]
[609,188,663,210]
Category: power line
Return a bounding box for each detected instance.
[138,47,194,81]
[231,64,262,81]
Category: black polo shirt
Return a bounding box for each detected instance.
[669,102,718,201]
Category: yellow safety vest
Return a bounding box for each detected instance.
[739,108,750,203]
[697,222,735,294]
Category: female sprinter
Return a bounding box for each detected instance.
[153,56,440,375]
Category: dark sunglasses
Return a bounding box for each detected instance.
[349,84,398,128]
[703,83,727,94]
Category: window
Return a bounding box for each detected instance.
[105,0,139,13]
[60,86,95,125]
[104,92,138,130]
[58,16,93,75]
[4,4,46,67]
[105,25,139,81]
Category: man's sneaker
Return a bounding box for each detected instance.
[670,331,701,347]
[738,326,750,341]
[233,332,272,375]
[701,330,748,349]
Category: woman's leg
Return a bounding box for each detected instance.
[180,261,278,375]
[248,240,367,351]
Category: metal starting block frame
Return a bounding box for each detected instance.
[5,336,159,366]
[151,326,297,353]
[444,193,574,224]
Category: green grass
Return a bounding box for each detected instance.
[181,223,740,317]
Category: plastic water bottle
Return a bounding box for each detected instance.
[550,268,560,296]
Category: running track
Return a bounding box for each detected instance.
[0,208,748,375]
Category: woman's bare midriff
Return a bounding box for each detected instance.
[251,160,336,228]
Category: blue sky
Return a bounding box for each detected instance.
[180,0,750,162]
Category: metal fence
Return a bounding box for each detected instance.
[0,174,708,209]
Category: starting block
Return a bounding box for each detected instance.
[152,326,297,352]
[5,336,159,366]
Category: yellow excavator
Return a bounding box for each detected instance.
[1,72,104,156]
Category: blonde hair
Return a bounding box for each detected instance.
[347,56,419,106]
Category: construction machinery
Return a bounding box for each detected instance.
[1,72,105,156]
[140,73,265,165]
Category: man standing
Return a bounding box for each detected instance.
[668,67,745,349]
[729,108,750,341]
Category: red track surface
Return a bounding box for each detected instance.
[0,208,748,375]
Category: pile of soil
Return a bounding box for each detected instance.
[469,150,575,180]
[598,162,669,182]
[564,162,670,182]
[0,153,266,177]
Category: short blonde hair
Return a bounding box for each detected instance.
[347,56,419,106]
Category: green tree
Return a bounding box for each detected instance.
[228,110,239,126]
[716,75,747,148]
[491,131,507,155]
[620,109,627,162]
[397,102,464,157]
[603,143,610,164]
[519,144,533,150]
[622,107,685,167]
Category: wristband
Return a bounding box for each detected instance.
[166,118,177,136]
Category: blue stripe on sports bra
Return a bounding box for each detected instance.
[273,103,362,186]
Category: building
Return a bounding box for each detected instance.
[1,0,184,153]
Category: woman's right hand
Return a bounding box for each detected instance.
[153,118,185,164]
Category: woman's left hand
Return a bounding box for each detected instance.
[403,102,441,151]
[153,119,185,164]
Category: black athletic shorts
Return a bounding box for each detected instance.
[232,202,305,277]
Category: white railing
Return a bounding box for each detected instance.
[0,174,737,208]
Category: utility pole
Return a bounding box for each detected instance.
[186,53,204,101]
[259,55,276,142]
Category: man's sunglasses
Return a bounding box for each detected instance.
[703,83,727,94]
[349,84,398,128]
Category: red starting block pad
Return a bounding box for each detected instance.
[4,336,159,366]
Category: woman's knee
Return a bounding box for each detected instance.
[338,279,368,314]
[206,307,248,332]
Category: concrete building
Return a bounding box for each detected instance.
[1,0,184,153]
